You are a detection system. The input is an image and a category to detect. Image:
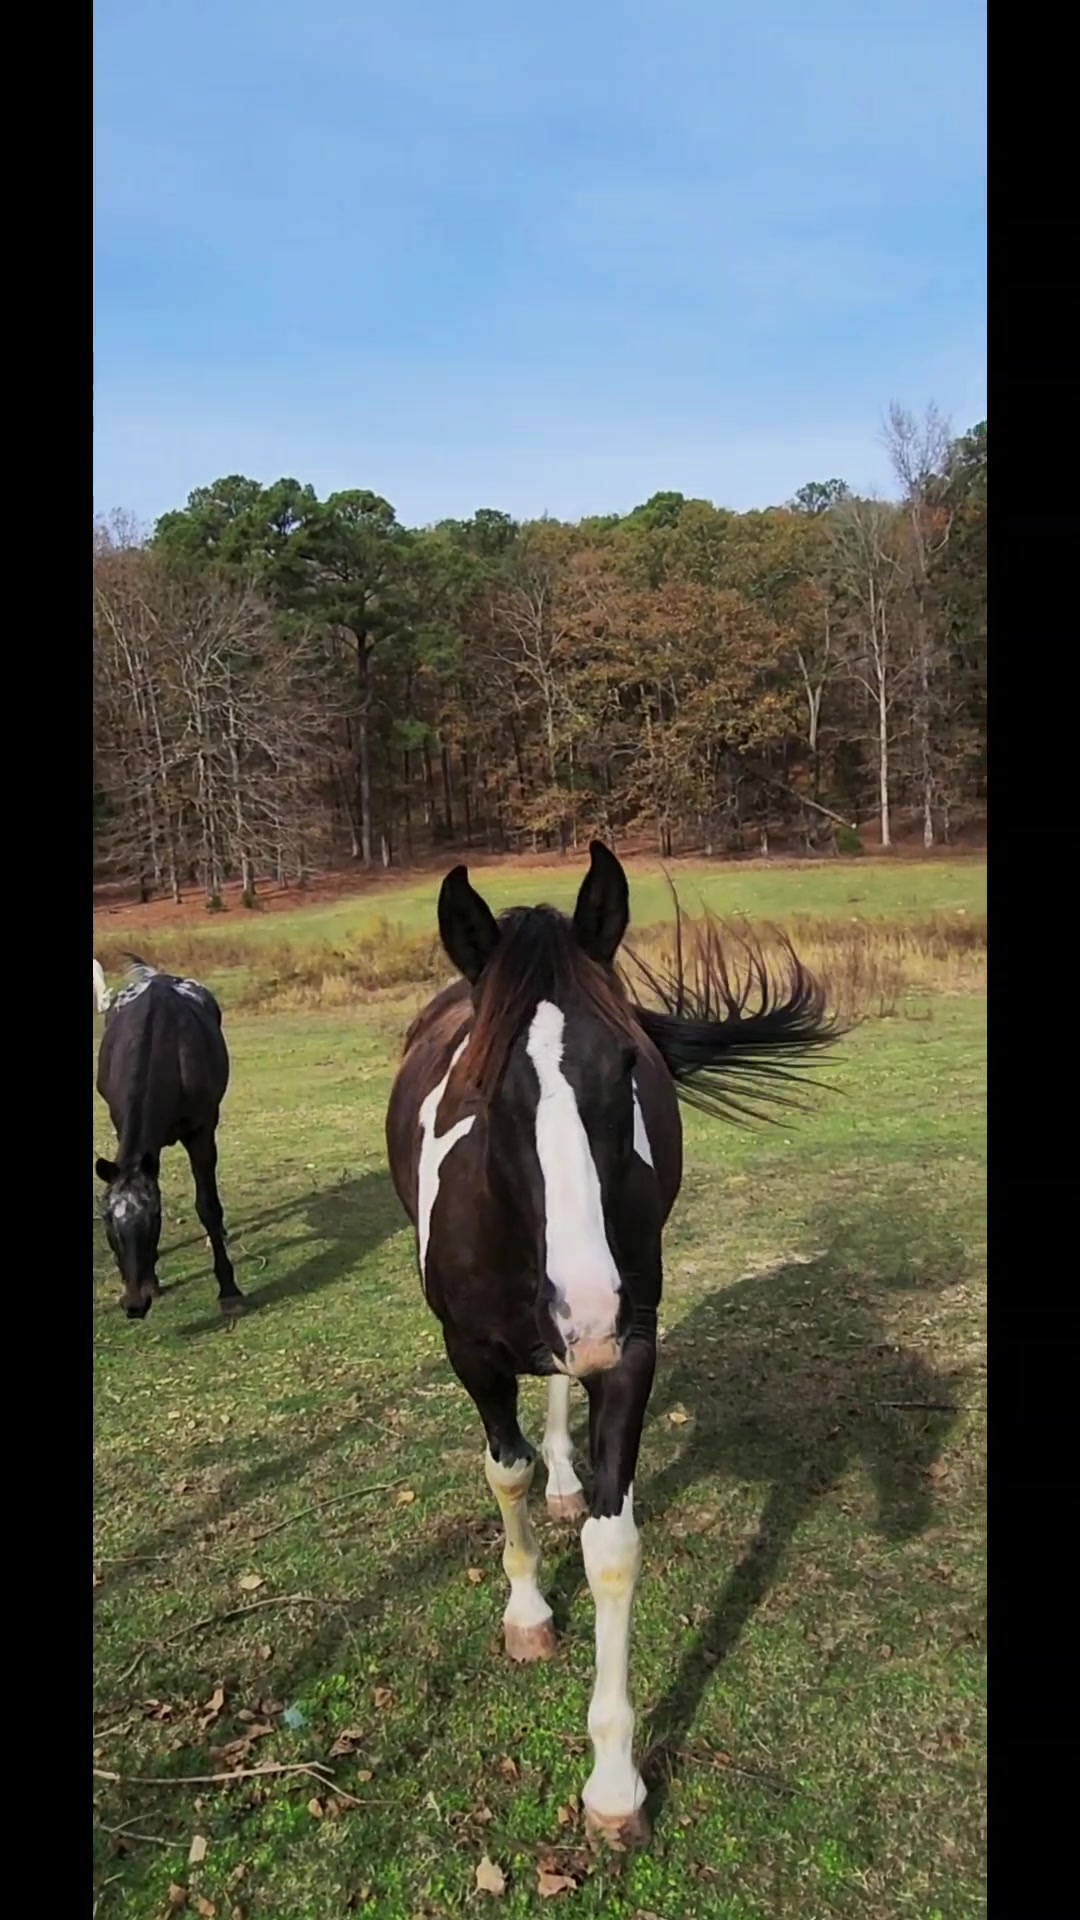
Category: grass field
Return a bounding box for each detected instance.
[93,857,986,1920]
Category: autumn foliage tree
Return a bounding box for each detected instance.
[93,409,986,900]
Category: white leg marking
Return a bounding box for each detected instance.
[485,1449,556,1660]
[581,1486,647,1833]
[525,1001,621,1348]
[417,1039,475,1282]
[542,1376,586,1519]
[632,1077,654,1168]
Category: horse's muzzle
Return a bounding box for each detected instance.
[562,1336,622,1378]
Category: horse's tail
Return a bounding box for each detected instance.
[624,900,848,1125]
[93,958,112,1014]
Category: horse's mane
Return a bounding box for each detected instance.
[621,903,844,1123]
[465,906,639,1101]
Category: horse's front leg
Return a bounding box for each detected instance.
[542,1375,587,1520]
[580,1342,656,1848]
[445,1334,556,1663]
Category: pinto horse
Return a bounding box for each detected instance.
[95,960,243,1320]
[385,843,841,1846]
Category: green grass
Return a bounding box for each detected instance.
[93,866,986,1919]
[96,854,986,963]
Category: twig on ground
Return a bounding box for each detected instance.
[96,1821,183,1850]
[94,1760,359,1804]
[114,1592,337,1685]
[877,1400,967,1412]
[245,1479,407,1545]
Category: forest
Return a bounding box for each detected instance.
[92,405,986,906]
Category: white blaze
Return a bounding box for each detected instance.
[525,1000,620,1347]
[417,1038,475,1281]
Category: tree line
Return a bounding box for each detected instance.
[92,404,986,906]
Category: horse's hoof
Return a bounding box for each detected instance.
[584,1804,651,1851]
[504,1617,557,1662]
[221,1294,246,1317]
[546,1491,587,1522]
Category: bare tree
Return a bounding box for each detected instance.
[883,402,954,847]
[831,499,905,850]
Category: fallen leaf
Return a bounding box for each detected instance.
[555,1804,575,1827]
[927,1460,949,1482]
[329,1728,366,1759]
[537,1869,577,1897]
[308,1797,324,1819]
[466,1567,484,1584]
[195,1900,217,1919]
[667,1407,689,1426]
[199,1687,226,1730]
[257,1644,273,1662]
[356,1769,374,1784]
[475,1855,507,1896]
[238,1573,265,1593]
[166,1888,188,1912]
[373,1687,394,1711]
[396,1488,416,1505]
[187,1836,208,1867]
[497,1755,519,1781]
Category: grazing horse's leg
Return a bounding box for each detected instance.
[446,1335,556,1662]
[579,1343,656,1848]
[185,1129,244,1314]
[541,1376,587,1521]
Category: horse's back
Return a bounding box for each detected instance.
[96,976,229,1139]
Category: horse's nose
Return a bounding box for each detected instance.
[124,1299,152,1321]
[563,1336,622,1378]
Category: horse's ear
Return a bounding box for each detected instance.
[573,840,629,963]
[96,1158,119,1184]
[438,865,501,984]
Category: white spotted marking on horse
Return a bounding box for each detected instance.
[632,1078,654,1168]
[525,999,621,1355]
[416,1038,474,1283]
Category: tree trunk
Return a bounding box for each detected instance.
[461,745,473,847]
[878,678,891,850]
[440,745,455,837]
[354,629,373,867]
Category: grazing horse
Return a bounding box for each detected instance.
[385,842,841,1846]
[95,960,243,1320]
[93,958,112,1013]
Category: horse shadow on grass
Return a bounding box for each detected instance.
[169,1168,405,1336]
[249,1191,973,1834]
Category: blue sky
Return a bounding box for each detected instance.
[94,0,985,530]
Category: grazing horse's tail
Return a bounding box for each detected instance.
[93,958,112,1014]
[624,902,847,1125]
